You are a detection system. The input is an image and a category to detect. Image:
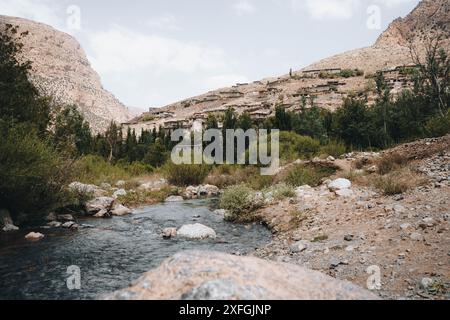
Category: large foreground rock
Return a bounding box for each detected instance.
[106,251,379,300]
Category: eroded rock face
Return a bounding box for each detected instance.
[0,15,132,132]
[106,251,379,300]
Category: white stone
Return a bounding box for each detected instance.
[116,180,126,187]
[162,228,177,239]
[420,277,434,290]
[25,232,45,241]
[335,189,354,198]
[328,179,352,191]
[113,189,127,199]
[2,224,19,232]
[69,182,104,196]
[177,224,217,240]
[47,221,62,228]
[165,196,184,202]
[112,204,132,216]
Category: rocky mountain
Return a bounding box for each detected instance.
[0,15,132,132]
[124,0,449,134]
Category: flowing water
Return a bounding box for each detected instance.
[0,199,271,300]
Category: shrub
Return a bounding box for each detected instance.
[219,185,262,222]
[163,162,211,186]
[425,111,450,137]
[279,132,321,161]
[374,168,426,195]
[376,152,408,175]
[0,123,73,221]
[321,140,346,158]
[264,183,295,201]
[283,163,337,187]
[205,165,273,190]
[72,155,131,185]
[122,161,154,176]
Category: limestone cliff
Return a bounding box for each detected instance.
[0,15,132,132]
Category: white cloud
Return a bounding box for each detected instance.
[144,14,181,31]
[233,0,256,16]
[0,0,63,29]
[374,0,415,8]
[300,0,360,20]
[87,25,228,74]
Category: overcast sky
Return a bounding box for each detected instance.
[0,0,420,110]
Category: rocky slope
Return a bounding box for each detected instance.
[254,135,450,300]
[0,15,132,132]
[124,0,449,134]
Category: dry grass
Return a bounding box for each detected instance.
[376,152,409,175]
[373,167,427,195]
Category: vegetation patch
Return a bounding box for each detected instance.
[219,185,262,222]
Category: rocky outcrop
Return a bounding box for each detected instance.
[106,251,379,300]
[0,15,132,132]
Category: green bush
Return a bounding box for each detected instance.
[163,162,211,186]
[72,155,131,185]
[321,140,346,157]
[425,111,450,137]
[219,185,261,222]
[284,164,337,187]
[279,132,321,161]
[0,122,73,221]
[264,183,295,200]
[122,161,154,176]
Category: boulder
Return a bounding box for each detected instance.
[3,224,19,232]
[69,182,105,197]
[47,221,62,228]
[45,212,57,222]
[177,224,216,240]
[113,189,127,199]
[116,180,126,187]
[62,221,77,229]
[165,196,184,203]
[328,179,352,191]
[138,179,168,191]
[94,209,111,218]
[111,204,132,216]
[86,197,115,215]
[100,183,112,189]
[106,251,379,300]
[25,232,45,241]
[57,214,74,222]
[0,209,19,232]
[162,228,178,239]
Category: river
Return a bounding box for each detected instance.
[0,199,272,300]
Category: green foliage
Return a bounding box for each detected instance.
[284,164,336,187]
[320,140,346,157]
[144,138,168,167]
[52,105,92,156]
[72,155,131,185]
[0,24,50,134]
[279,131,321,161]
[264,183,295,200]
[219,185,261,222]
[0,121,73,220]
[163,162,211,186]
[425,111,450,137]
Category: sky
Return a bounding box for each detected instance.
[0,0,420,110]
